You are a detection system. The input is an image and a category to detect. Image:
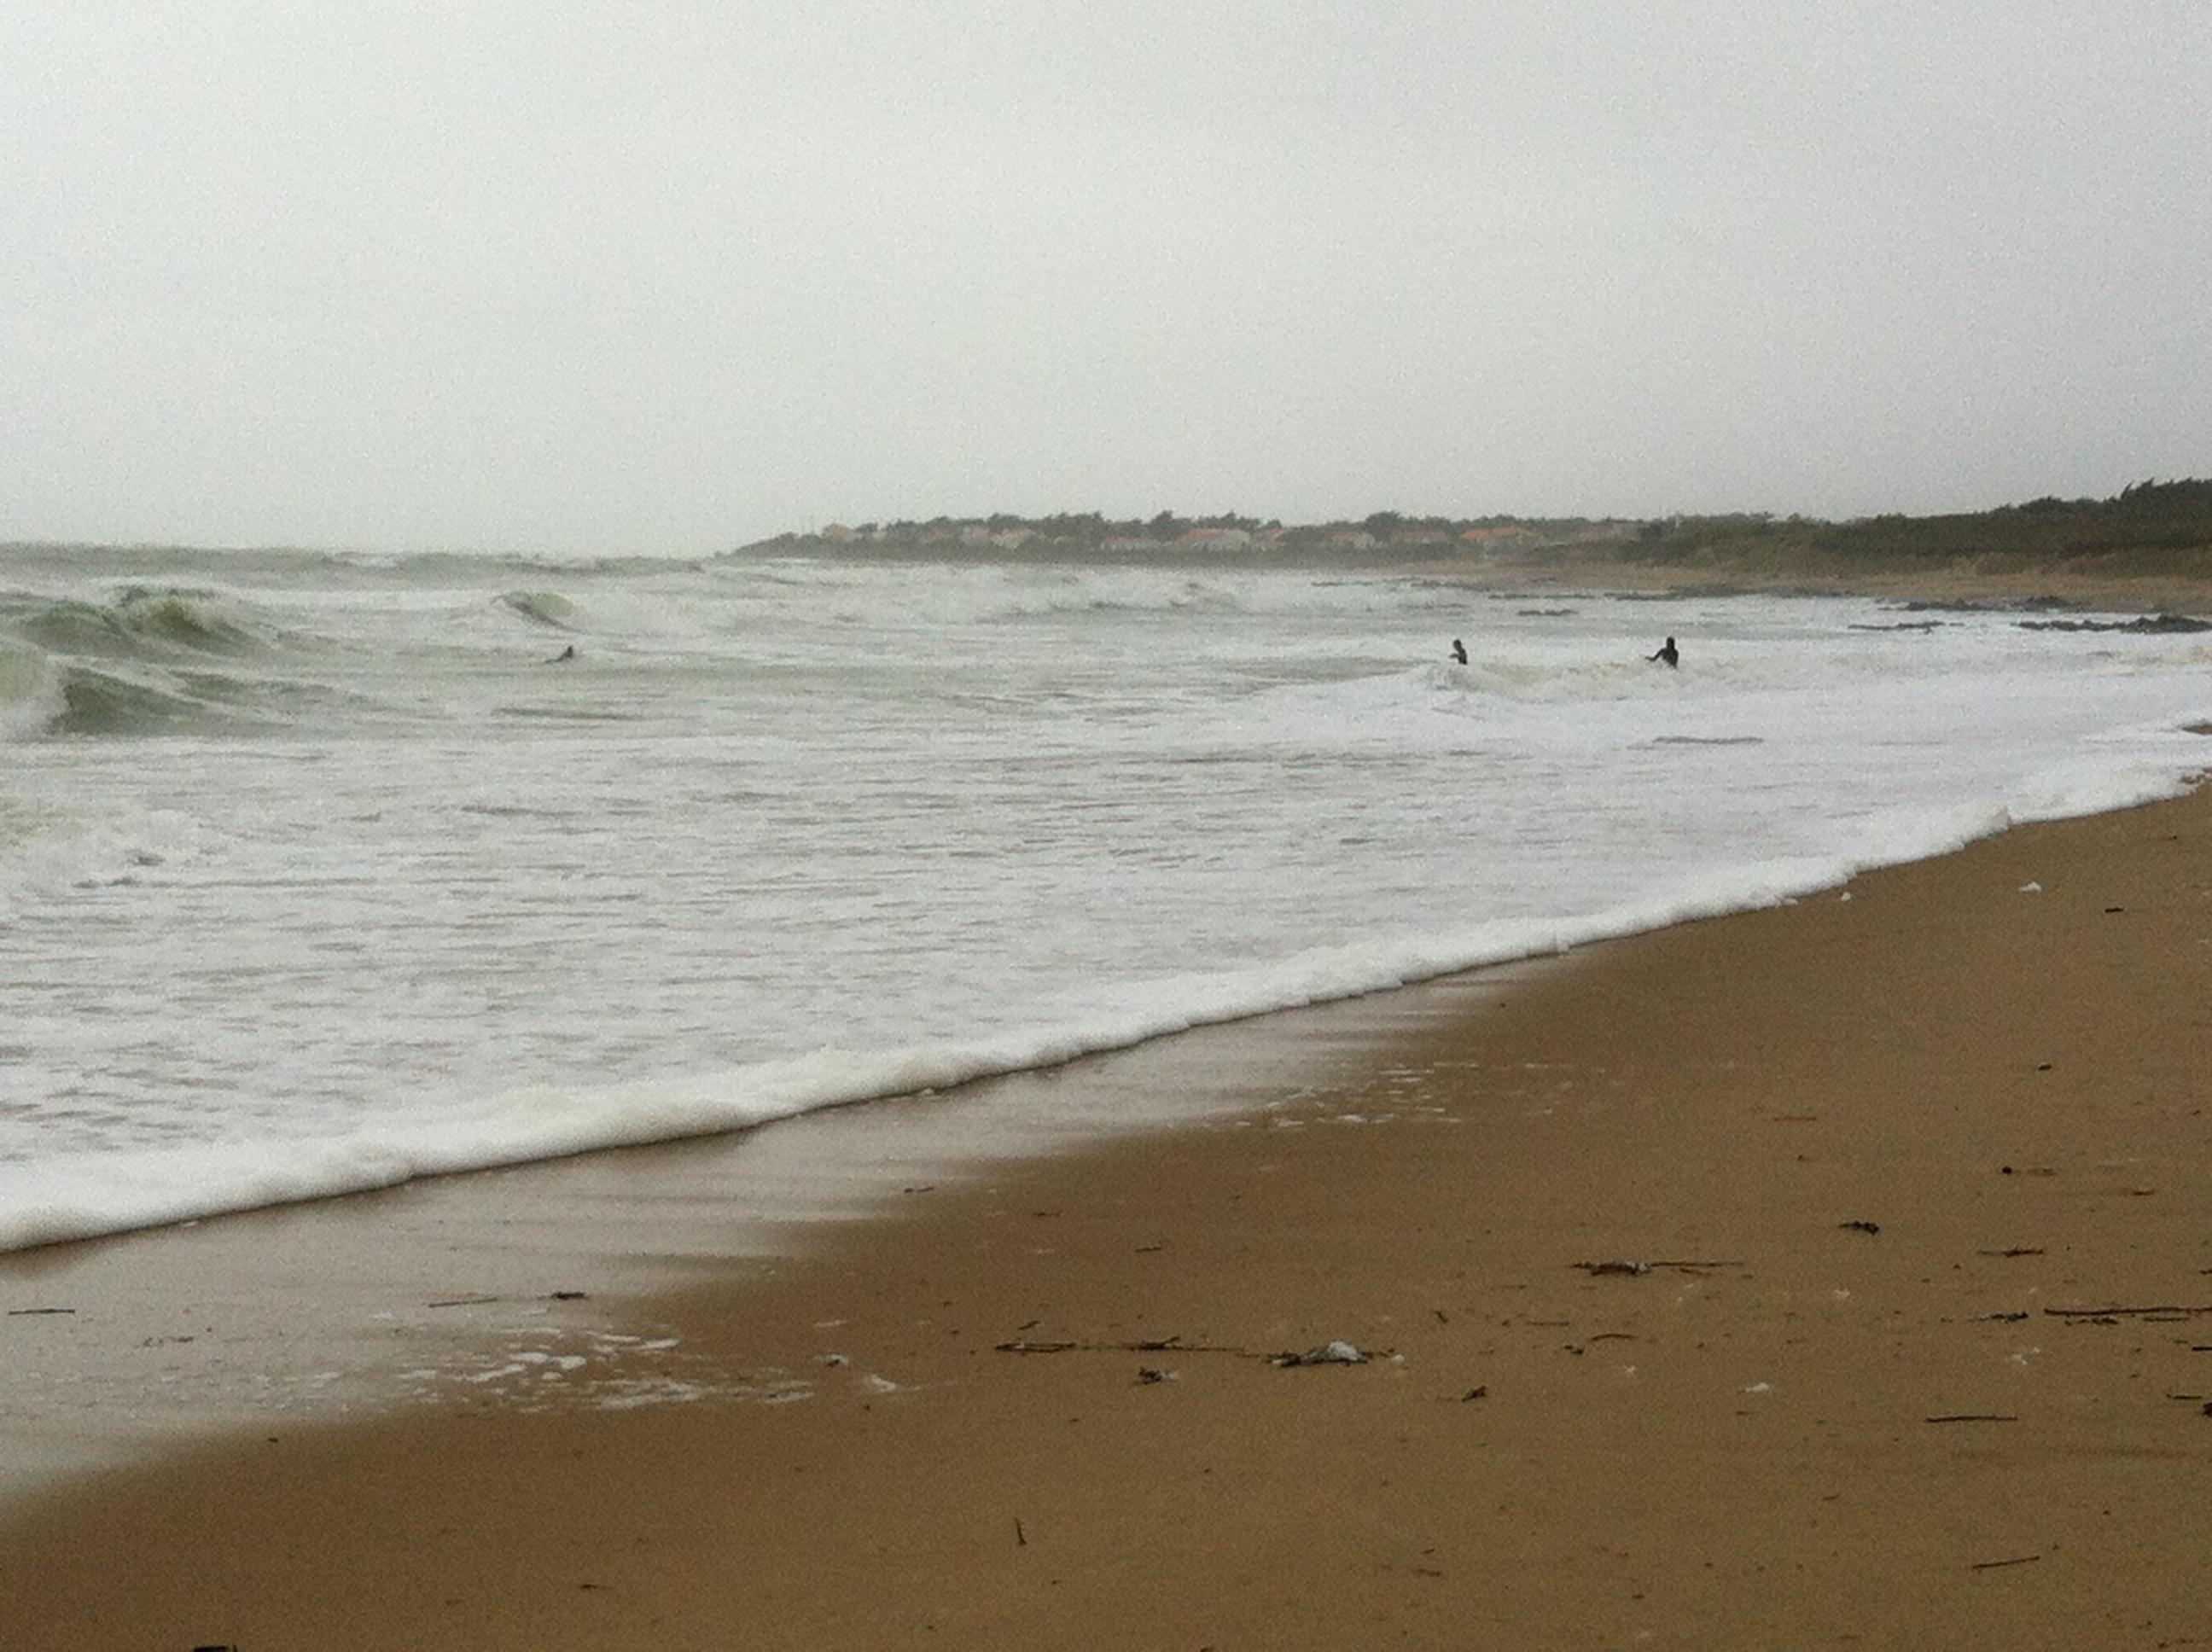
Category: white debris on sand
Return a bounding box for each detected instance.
[1272,1340,1369,1368]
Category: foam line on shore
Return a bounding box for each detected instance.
[3,753,2198,1256]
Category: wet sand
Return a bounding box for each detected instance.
[4,787,2211,1649]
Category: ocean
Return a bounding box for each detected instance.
[3,544,2208,1254]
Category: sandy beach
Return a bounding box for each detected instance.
[1429,549,2212,619]
[5,783,2211,1649]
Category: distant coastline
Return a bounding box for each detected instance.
[9,480,2207,614]
[734,478,2212,613]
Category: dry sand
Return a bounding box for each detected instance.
[1424,550,2212,618]
[4,788,2211,1649]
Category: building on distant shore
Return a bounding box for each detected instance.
[957,524,1037,549]
[1176,527,1253,550]
[1459,525,1539,546]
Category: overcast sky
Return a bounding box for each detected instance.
[3,3,2207,556]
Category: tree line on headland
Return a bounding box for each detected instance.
[736,508,1621,563]
[1623,478,2212,577]
[735,480,2212,585]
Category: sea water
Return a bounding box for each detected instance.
[3,545,2208,1253]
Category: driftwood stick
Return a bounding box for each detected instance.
[1925,1413,2019,1424]
[1572,1258,1744,1277]
[994,1335,1390,1364]
[2043,1304,2209,1319]
[1969,1554,2041,1571]
[994,1336,1260,1358]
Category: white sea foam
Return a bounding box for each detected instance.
[1,552,2207,1250]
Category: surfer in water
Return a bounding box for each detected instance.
[1648,636,1679,668]
[1450,638,1469,665]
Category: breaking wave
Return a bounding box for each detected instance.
[51,666,246,736]
[496,590,580,629]
[9,586,273,660]
[0,586,385,740]
[0,645,66,740]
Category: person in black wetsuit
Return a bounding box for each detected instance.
[1648,636,1678,668]
[1450,638,1469,665]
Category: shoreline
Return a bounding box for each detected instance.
[1410,552,2212,616]
[6,787,2210,1647]
[0,948,1556,1501]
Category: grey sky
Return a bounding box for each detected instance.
[4,3,2207,556]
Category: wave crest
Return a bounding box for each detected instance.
[49,665,253,736]
[496,590,579,629]
[7,585,276,662]
[0,644,67,739]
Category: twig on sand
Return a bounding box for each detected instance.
[995,1335,1254,1358]
[1573,1258,1744,1277]
[1925,1413,2019,1424]
[425,1288,588,1308]
[1969,1554,2040,1571]
[6,1306,76,1316]
[2044,1304,2209,1320]
[994,1334,1390,1366]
